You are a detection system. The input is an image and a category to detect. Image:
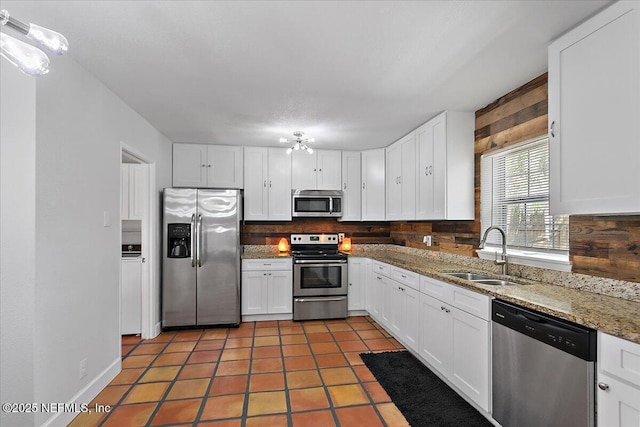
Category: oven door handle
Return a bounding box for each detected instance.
[294,297,347,302]
[294,260,347,265]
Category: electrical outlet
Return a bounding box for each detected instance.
[338,233,345,242]
[423,235,432,246]
[79,358,88,379]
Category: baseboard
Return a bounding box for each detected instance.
[41,357,121,427]
[242,313,293,322]
[348,310,368,317]
[153,321,162,338]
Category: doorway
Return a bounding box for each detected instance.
[120,144,159,341]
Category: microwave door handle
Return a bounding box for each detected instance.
[190,214,196,267]
[329,197,333,214]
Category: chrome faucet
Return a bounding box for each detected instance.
[479,226,508,275]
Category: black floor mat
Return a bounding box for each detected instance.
[360,351,493,427]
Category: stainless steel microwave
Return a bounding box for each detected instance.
[292,190,343,217]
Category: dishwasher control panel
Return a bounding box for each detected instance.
[492,299,596,361]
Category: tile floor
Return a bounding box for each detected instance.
[69,316,410,427]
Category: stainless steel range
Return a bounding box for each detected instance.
[291,233,348,321]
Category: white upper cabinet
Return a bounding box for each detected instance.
[291,149,341,190]
[415,111,474,220]
[173,143,243,189]
[549,1,640,215]
[244,147,292,221]
[386,132,416,220]
[341,151,362,221]
[361,148,386,221]
[121,164,146,220]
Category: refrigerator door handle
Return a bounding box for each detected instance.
[190,214,196,267]
[197,214,203,267]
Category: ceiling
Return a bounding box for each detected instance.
[3,0,611,151]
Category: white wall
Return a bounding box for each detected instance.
[0,55,171,426]
[0,60,37,427]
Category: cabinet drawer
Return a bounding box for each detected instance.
[392,267,419,291]
[451,285,491,321]
[242,258,292,271]
[599,332,640,387]
[420,275,453,303]
[372,261,391,277]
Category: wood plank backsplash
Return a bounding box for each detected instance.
[243,72,640,283]
[241,219,391,245]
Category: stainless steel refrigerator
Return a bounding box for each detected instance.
[162,188,241,328]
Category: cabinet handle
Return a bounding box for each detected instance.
[343,183,347,190]
[550,121,555,138]
[349,283,352,286]
[207,164,211,168]
[598,382,609,391]
[401,274,407,278]
[263,273,267,276]
[269,181,272,188]
[319,168,322,172]
[362,182,366,190]
[202,164,206,168]
[376,276,382,280]
[314,168,317,172]
[263,180,266,188]
[399,175,402,184]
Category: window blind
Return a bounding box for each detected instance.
[481,138,569,251]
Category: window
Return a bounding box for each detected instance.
[481,137,569,254]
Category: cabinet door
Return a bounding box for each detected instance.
[341,151,361,221]
[368,273,384,321]
[268,148,292,220]
[362,148,386,220]
[450,306,490,412]
[291,150,317,189]
[317,150,342,190]
[549,2,640,215]
[419,293,451,376]
[121,165,130,220]
[243,147,269,220]
[173,144,208,187]
[268,270,292,314]
[400,135,416,219]
[207,145,243,189]
[128,164,146,220]
[388,282,405,337]
[416,114,446,219]
[597,373,640,427]
[241,271,268,315]
[403,286,420,352]
[416,121,435,219]
[385,143,402,220]
[121,259,142,335]
[348,257,366,311]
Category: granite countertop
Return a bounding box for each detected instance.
[347,247,640,344]
[242,245,291,259]
[242,244,640,344]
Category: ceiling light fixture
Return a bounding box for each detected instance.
[280,131,315,155]
[0,9,69,76]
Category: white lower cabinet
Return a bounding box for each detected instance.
[347,257,367,311]
[365,259,491,412]
[241,259,292,318]
[121,258,142,335]
[417,277,491,412]
[597,332,640,427]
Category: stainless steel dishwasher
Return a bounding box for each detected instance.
[492,299,596,427]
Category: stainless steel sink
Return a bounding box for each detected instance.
[444,272,494,281]
[444,272,522,286]
[474,279,521,286]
